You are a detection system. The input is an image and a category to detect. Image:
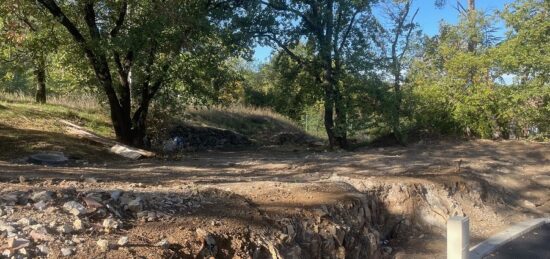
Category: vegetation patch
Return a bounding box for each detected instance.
[0,97,113,162]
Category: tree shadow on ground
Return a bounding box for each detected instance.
[0,123,115,162]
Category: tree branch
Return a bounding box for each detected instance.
[338,9,360,54]
[20,16,38,32]
[260,0,320,35]
[35,0,87,44]
[110,0,128,38]
[84,2,100,40]
[263,33,308,68]
[398,8,419,61]
[36,0,122,111]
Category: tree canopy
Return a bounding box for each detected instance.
[1,0,548,147]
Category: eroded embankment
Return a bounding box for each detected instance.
[170,175,517,258]
[0,174,523,258]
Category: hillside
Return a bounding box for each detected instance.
[0,94,317,161]
[0,94,113,162]
[149,105,320,152]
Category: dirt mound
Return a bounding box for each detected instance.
[149,105,320,148]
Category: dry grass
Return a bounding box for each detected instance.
[0,91,110,135]
[148,104,318,144]
[0,92,114,161]
[187,104,300,128]
[0,91,101,112]
[0,92,319,160]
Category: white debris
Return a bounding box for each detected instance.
[63,201,86,216]
[61,246,74,256]
[97,239,110,252]
[117,236,129,246]
[102,218,120,231]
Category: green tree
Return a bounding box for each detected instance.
[492,0,549,138]
[243,46,320,121]
[32,0,253,146]
[407,8,502,138]
[250,0,381,148]
[0,0,61,103]
[380,0,419,142]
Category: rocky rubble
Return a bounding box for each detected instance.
[0,172,515,259]
[0,179,392,258]
[0,180,176,258]
[162,125,252,152]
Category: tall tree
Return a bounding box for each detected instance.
[407,5,504,138]
[32,0,252,146]
[434,0,477,51]
[381,0,419,142]
[251,0,380,149]
[0,0,60,103]
[494,0,549,136]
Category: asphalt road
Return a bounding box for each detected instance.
[485,224,550,259]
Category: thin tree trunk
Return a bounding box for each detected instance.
[466,0,477,53]
[323,85,336,148]
[320,0,347,149]
[34,61,46,104]
[392,80,402,141]
[467,0,475,11]
[333,84,348,148]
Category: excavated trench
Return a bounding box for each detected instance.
[171,175,515,259]
[0,171,531,258]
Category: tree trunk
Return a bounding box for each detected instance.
[467,0,475,11]
[392,74,403,143]
[323,85,336,148]
[319,0,347,149]
[36,0,148,148]
[107,95,133,145]
[34,61,46,104]
[333,85,348,148]
[466,0,477,53]
[321,72,348,149]
[93,60,135,146]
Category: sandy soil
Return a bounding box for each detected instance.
[0,140,548,258]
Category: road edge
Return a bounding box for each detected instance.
[469,217,550,259]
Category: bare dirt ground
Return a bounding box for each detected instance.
[0,140,548,258]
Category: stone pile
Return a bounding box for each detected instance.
[162,124,252,152]
[0,182,162,258]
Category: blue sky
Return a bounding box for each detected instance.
[253,0,516,63]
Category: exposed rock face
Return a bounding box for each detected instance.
[268,199,386,259]
[175,194,392,259]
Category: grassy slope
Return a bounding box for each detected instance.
[0,94,315,161]
[185,106,313,144]
[0,95,114,161]
[147,105,318,146]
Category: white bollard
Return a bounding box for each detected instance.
[447,216,470,259]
